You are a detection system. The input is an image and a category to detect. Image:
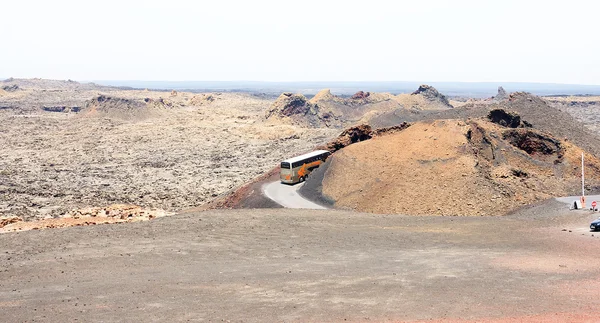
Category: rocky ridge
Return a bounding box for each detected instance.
[265,92,341,127]
[494,86,509,101]
[318,122,412,153]
[81,95,181,121]
[411,84,453,108]
[267,85,456,128]
[368,92,600,160]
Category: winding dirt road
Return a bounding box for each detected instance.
[556,194,600,207]
[262,181,326,209]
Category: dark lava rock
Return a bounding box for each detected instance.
[495,86,509,101]
[87,95,145,110]
[322,124,373,153]
[412,84,452,108]
[42,106,81,113]
[280,94,312,116]
[42,106,67,113]
[503,129,564,159]
[320,122,412,153]
[488,109,521,128]
[488,109,532,128]
[511,169,528,178]
[372,122,411,136]
[1,84,19,92]
[351,91,371,100]
[266,93,315,118]
[266,92,339,127]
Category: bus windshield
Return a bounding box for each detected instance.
[281,162,291,169]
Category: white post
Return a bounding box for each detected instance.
[582,152,585,208]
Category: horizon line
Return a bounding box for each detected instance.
[4,77,600,87]
[89,80,600,86]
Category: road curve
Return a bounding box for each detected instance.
[262,181,327,209]
[556,195,600,206]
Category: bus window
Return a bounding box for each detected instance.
[281,162,291,169]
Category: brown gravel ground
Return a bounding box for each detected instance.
[1,200,600,322]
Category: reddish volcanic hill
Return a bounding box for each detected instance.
[320,118,600,216]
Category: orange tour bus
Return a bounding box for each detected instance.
[280,150,330,184]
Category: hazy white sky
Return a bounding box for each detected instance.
[2,0,599,84]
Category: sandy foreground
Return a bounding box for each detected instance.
[1,202,600,322]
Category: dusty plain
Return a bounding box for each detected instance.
[2,204,600,322]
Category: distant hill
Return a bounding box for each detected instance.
[1,78,115,91]
[264,85,453,128]
[86,80,600,97]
